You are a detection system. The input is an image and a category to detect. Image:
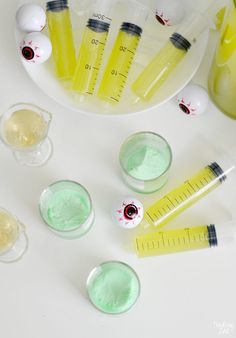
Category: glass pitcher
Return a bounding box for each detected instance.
[209,0,236,119]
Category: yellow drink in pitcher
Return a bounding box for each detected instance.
[209,2,236,119]
[98,23,143,103]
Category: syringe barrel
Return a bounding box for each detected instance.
[144,157,235,229]
[131,11,209,101]
[97,1,148,103]
[135,222,235,258]
[215,221,235,247]
[174,12,208,46]
[90,0,115,24]
[123,1,149,28]
[71,0,115,94]
[46,0,76,80]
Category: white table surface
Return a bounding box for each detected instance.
[0,1,236,338]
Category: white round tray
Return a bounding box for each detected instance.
[15,0,209,116]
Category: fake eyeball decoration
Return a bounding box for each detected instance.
[177,84,209,116]
[111,197,144,229]
[16,4,46,32]
[20,32,52,64]
[155,0,185,26]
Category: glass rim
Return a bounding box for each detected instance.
[86,260,141,315]
[39,179,93,233]
[119,131,173,183]
[0,102,52,151]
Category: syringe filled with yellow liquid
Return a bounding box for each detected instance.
[98,2,149,103]
[47,0,76,80]
[71,0,114,96]
[144,157,235,229]
[135,221,235,258]
[132,11,210,102]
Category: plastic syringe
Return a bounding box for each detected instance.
[71,0,115,95]
[144,156,235,229]
[132,4,218,102]
[98,1,149,103]
[135,221,235,257]
[47,0,76,80]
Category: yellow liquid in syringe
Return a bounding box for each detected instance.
[47,8,76,80]
[135,225,215,258]
[0,211,19,255]
[145,163,225,229]
[3,109,47,148]
[98,26,141,103]
[72,27,108,95]
[132,41,187,102]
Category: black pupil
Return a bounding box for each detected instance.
[179,103,190,114]
[22,47,35,60]
[124,204,138,220]
[156,15,165,25]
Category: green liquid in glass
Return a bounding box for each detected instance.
[45,189,90,231]
[87,262,140,314]
[126,145,169,180]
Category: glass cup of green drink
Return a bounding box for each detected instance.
[119,132,172,193]
[39,180,95,239]
[0,207,28,263]
[87,261,141,314]
[0,103,53,167]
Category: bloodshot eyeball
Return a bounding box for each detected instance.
[20,32,52,64]
[111,197,144,229]
[155,0,185,26]
[177,84,209,116]
[16,4,46,32]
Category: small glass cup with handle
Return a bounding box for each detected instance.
[0,207,28,263]
[0,103,53,167]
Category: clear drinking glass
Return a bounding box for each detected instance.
[39,180,95,239]
[119,132,172,193]
[0,103,53,167]
[87,261,141,314]
[0,208,28,263]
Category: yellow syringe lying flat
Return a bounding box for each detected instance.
[144,158,235,229]
[135,221,235,257]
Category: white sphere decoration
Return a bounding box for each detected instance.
[16,4,46,32]
[177,84,209,116]
[111,196,144,229]
[155,0,185,26]
[20,32,52,64]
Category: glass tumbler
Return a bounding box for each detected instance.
[87,261,141,314]
[39,180,95,239]
[0,208,28,263]
[119,132,172,193]
[0,103,53,167]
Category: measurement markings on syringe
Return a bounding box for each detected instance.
[119,73,127,78]
[186,229,191,243]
